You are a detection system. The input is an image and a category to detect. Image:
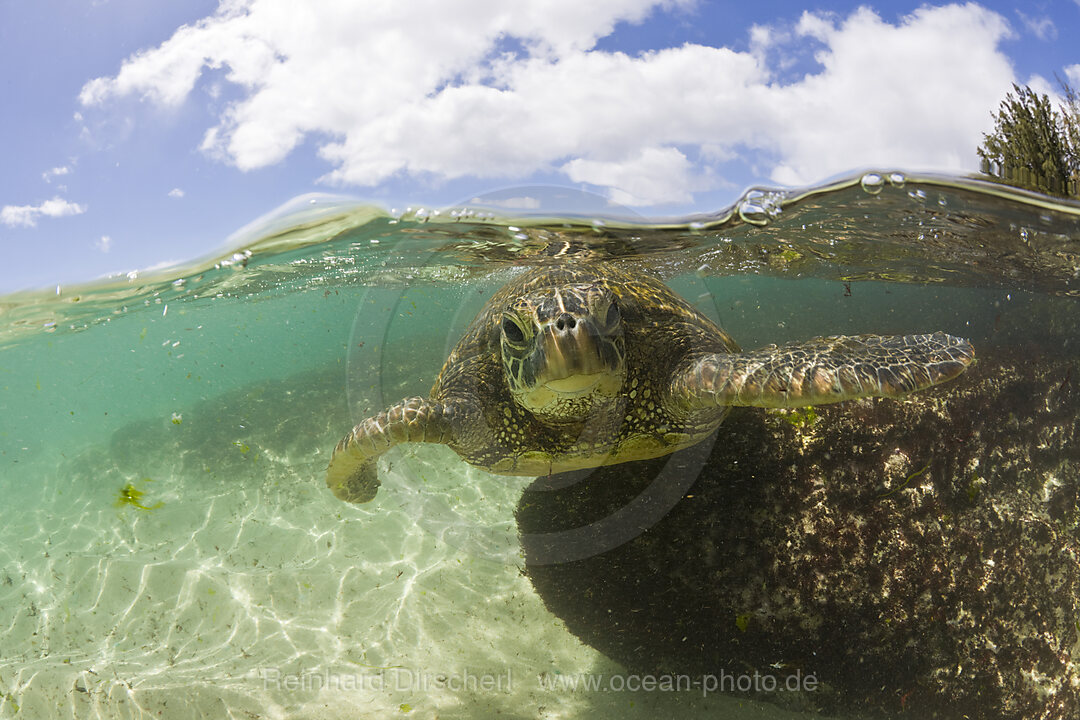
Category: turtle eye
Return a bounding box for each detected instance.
[502,314,526,345]
[602,300,621,329]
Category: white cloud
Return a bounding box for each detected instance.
[1,197,88,228]
[168,187,185,198]
[42,166,71,183]
[79,1,1018,205]
[1015,10,1056,41]
[564,147,699,205]
[96,235,112,253]
[768,4,1014,186]
[1066,64,1080,90]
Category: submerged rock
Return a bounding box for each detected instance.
[517,349,1080,719]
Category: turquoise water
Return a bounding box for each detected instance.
[0,172,1078,718]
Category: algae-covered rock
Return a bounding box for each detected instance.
[517,350,1080,719]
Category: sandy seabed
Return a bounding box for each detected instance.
[0,366,827,720]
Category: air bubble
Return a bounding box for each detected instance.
[860,172,884,195]
[738,201,769,225]
[887,172,905,188]
[737,189,784,226]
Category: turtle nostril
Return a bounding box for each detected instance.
[555,314,576,332]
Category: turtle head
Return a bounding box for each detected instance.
[500,283,626,422]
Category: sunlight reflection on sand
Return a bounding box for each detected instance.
[0,366,824,719]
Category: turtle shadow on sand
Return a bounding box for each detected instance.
[517,348,1080,720]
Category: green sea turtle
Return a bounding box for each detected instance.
[327,262,974,503]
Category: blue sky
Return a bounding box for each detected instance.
[1,0,1078,292]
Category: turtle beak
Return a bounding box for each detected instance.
[536,313,609,390]
[513,304,626,418]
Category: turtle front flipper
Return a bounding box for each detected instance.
[326,397,455,503]
[671,332,974,410]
